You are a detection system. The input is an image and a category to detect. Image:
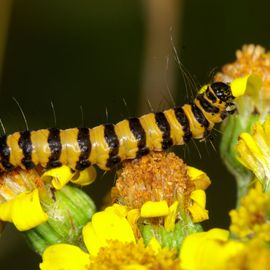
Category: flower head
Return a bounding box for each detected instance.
[89,241,180,270]
[229,182,270,242]
[0,169,48,230]
[111,152,210,225]
[0,165,96,232]
[112,152,194,209]
[0,167,96,254]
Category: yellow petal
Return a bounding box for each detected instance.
[71,166,96,186]
[239,133,263,156]
[190,190,206,208]
[40,244,89,270]
[42,165,74,190]
[147,237,161,253]
[236,140,258,171]
[0,189,48,231]
[188,190,208,222]
[164,201,179,231]
[127,208,141,238]
[230,74,262,98]
[263,116,270,147]
[236,131,270,182]
[83,207,135,256]
[187,166,211,190]
[180,229,244,270]
[187,166,205,180]
[140,201,169,218]
[127,209,140,225]
[203,228,230,240]
[188,203,209,223]
[105,203,128,217]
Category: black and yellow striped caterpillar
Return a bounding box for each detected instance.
[0,82,235,173]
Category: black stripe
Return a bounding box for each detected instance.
[155,112,173,150]
[191,104,209,128]
[220,111,228,120]
[47,128,62,169]
[196,94,220,114]
[206,88,217,103]
[76,128,91,170]
[104,124,121,168]
[0,135,15,171]
[18,130,35,169]
[174,107,192,143]
[128,117,149,157]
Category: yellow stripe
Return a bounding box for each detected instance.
[60,128,80,170]
[89,125,110,170]
[163,108,185,145]
[31,129,51,167]
[139,113,163,151]
[114,119,138,160]
[182,104,205,139]
[7,132,23,168]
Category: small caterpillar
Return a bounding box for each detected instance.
[0,82,235,173]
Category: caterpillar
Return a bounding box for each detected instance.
[0,82,235,173]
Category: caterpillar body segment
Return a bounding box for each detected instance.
[0,82,235,173]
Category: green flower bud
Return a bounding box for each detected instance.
[24,185,95,255]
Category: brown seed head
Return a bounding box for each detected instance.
[111,152,195,209]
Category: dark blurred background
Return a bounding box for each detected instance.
[0,0,269,268]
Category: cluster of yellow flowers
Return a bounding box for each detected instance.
[1,44,270,269]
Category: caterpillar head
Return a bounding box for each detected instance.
[210,82,235,103]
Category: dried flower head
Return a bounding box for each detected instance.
[216,44,270,98]
[112,152,194,209]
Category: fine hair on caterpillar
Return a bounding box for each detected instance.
[0,81,235,173]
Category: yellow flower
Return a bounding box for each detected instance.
[229,182,270,242]
[236,117,270,191]
[180,228,244,270]
[0,169,48,231]
[0,188,48,231]
[40,204,181,270]
[0,166,96,231]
